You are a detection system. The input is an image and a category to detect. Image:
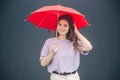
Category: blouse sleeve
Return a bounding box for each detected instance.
[78,40,89,55]
[39,39,50,60]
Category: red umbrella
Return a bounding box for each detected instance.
[26,5,90,33]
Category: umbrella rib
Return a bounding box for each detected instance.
[38,14,50,27]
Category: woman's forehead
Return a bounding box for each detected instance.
[58,19,69,24]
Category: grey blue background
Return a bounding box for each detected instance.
[1,0,120,80]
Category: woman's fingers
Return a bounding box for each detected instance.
[51,43,58,52]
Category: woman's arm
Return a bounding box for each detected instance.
[40,42,57,67]
[74,26,93,51]
[40,50,55,67]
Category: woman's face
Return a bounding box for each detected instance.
[57,19,69,36]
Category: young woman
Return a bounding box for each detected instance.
[39,14,93,80]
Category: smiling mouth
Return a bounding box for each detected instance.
[59,30,65,33]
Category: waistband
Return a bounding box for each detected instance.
[52,70,77,75]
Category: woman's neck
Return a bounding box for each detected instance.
[58,35,67,40]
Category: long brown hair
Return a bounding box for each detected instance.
[56,14,80,50]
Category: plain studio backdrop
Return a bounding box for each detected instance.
[0,0,120,80]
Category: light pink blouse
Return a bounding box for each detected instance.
[40,37,89,73]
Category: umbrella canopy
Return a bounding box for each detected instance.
[26,5,90,32]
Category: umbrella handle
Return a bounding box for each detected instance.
[54,31,58,52]
[55,30,58,42]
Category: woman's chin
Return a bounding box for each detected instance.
[59,33,66,35]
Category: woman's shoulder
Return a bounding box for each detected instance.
[45,37,56,42]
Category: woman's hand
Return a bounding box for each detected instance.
[74,24,79,34]
[51,42,58,53]
[73,24,93,51]
[74,24,78,33]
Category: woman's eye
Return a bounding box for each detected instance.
[57,23,61,26]
[64,24,68,27]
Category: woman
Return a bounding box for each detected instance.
[39,14,92,80]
